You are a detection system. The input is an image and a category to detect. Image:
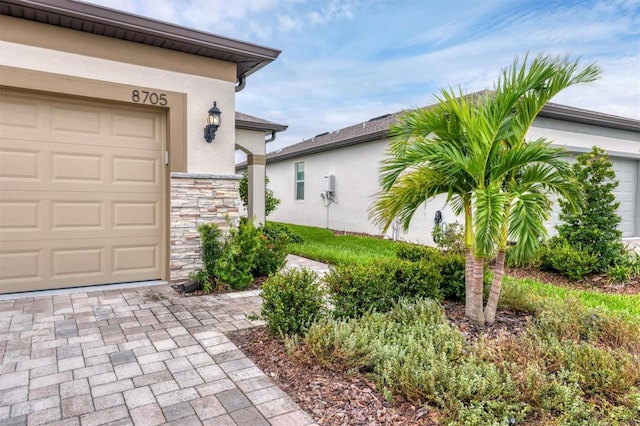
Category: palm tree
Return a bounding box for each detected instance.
[371,54,600,326]
[370,89,486,322]
[480,55,601,324]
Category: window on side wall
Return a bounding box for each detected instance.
[295,162,305,201]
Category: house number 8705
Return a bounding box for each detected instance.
[131,90,167,106]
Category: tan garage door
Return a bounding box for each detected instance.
[0,89,164,293]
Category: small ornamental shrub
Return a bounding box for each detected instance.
[394,258,443,300]
[556,147,625,272]
[432,222,465,254]
[251,223,291,278]
[396,242,441,262]
[539,236,597,280]
[215,219,260,290]
[434,253,466,300]
[326,261,400,319]
[326,258,443,319]
[261,267,325,336]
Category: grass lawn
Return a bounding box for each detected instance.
[279,222,640,317]
[281,223,398,265]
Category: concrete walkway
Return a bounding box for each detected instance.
[0,255,330,426]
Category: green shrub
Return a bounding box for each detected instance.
[432,222,465,254]
[396,243,468,301]
[261,267,325,336]
[306,299,525,425]
[395,258,443,300]
[539,237,597,280]
[325,261,400,319]
[251,223,291,278]
[556,147,626,272]
[326,258,444,319]
[214,219,260,290]
[434,253,466,300]
[396,242,441,262]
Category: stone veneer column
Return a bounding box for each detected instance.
[170,173,241,281]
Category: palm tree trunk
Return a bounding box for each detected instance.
[464,201,474,317]
[465,248,474,316]
[484,249,505,325]
[470,253,485,325]
[484,199,511,325]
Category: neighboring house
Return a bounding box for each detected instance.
[0,0,285,292]
[254,102,640,245]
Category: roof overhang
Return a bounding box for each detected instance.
[539,103,640,132]
[235,112,287,133]
[0,0,281,81]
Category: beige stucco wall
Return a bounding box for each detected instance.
[0,16,237,175]
[266,116,640,244]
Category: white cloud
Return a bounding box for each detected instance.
[83,0,639,153]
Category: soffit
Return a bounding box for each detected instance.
[0,0,281,80]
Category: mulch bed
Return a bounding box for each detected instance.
[227,268,638,426]
[229,303,530,426]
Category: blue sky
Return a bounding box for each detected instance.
[85,0,639,153]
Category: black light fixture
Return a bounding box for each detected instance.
[204,101,222,142]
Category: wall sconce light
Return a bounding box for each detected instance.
[204,101,222,142]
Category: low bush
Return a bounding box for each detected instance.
[325,261,400,319]
[261,267,326,336]
[306,299,526,425]
[539,236,597,280]
[191,220,298,292]
[432,222,465,254]
[251,222,294,278]
[434,253,466,300]
[396,242,441,262]
[214,219,260,290]
[326,258,443,319]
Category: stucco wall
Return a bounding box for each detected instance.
[266,116,640,245]
[266,138,457,245]
[0,17,237,175]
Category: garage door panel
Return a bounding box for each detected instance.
[52,201,104,229]
[0,139,162,192]
[612,158,637,237]
[50,105,102,135]
[0,249,42,282]
[113,242,159,274]
[0,199,41,230]
[112,156,159,185]
[113,201,159,228]
[1,192,160,241]
[51,152,103,183]
[0,97,39,129]
[0,237,161,293]
[0,148,40,180]
[0,90,164,292]
[52,246,105,279]
[1,92,162,149]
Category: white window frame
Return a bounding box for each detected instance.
[295,162,305,201]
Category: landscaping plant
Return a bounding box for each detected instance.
[261,267,326,336]
[556,146,626,273]
[370,53,599,325]
[191,219,295,292]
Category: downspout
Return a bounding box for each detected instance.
[265,130,277,143]
[235,75,246,92]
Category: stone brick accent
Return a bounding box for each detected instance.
[170,173,241,281]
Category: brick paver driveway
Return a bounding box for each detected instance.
[0,279,318,426]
